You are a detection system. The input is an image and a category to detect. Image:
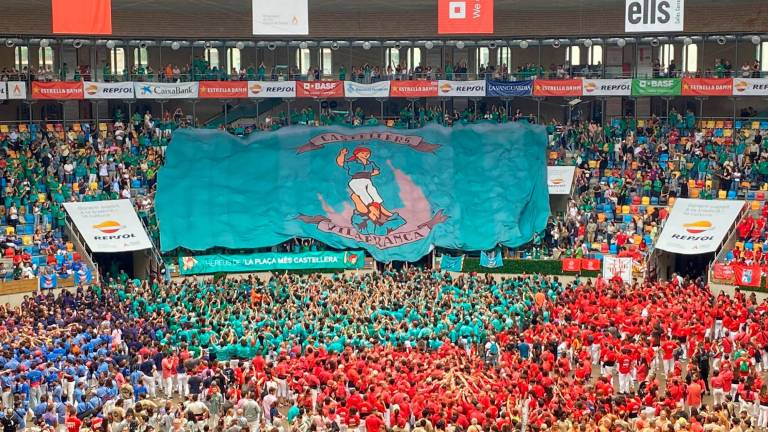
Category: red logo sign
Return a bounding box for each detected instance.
[198,81,248,99]
[389,81,438,97]
[438,0,494,34]
[31,81,84,100]
[712,263,734,282]
[681,78,733,96]
[533,79,583,97]
[52,0,112,35]
[562,258,582,272]
[296,81,344,98]
[581,258,601,271]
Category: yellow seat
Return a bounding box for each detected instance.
[706,179,713,188]
[597,213,606,222]
[622,205,630,214]
[736,241,745,250]
[633,234,642,244]
[0,125,8,133]
[706,120,716,128]
[638,120,646,127]
[741,181,751,189]
[756,243,763,252]
[72,183,79,193]
[646,206,655,214]
[37,193,46,203]
[752,201,761,211]
[90,182,99,191]
[549,152,558,159]
[690,188,700,198]
[99,123,108,132]
[687,179,696,189]
[4,227,14,235]
[753,121,761,130]
[641,196,650,205]
[65,242,74,252]
[21,235,32,246]
[718,190,727,199]
[715,121,724,128]
[724,129,733,137]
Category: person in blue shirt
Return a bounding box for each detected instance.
[518,340,530,360]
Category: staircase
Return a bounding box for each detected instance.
[204,99,284,129]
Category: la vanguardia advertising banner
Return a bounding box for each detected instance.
[178,250,365,274]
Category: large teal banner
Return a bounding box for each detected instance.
[157,124,550,262]
[178,250,365,275]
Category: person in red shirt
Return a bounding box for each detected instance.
[617,349,634,394]
[65,405,82,432]
[660,338,678,377]
[364,408,385,432]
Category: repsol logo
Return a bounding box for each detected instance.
[601,84,631,91]
[102,88,132,93]
[671,234,714,241]
[94,233,137,240]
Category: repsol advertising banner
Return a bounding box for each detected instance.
[437,80,486,97]
[655,198,745,255]
[582,79,631,96]
[178,250,365,275]
[62,200,153,253]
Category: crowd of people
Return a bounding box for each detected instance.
[0,267,764,432]
[0,109,166,280]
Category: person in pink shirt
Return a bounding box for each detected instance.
[162,352,179,399]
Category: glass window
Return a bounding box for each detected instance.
[133,47,148,67]
[38,47,54,68]
[205,48,219,68]
[321,48,332,76]
[477,47,490,73]
[110,48,125,75]
[587,45,603,66]
[15,46,28,69]
[407,47,422,71]
[296,48,311,72]
[759,42,768,73]
[227,48,241,72]
[682,44,698,73]
[658,43,675,70]
[386,48,400,68]
[566,46,581,64]
[496,47,511,69]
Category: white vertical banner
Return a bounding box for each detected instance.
[253,0,309,35]
[602,256,633,284]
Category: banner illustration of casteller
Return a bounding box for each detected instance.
[156,124,550,262]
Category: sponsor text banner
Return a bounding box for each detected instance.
[390,80,439,97]
[533,79,583,97]
[31,81,84,100]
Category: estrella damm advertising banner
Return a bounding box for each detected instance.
[178,250,365,275]
[631,78,681,96]
[32,81,84,100]
[681,78,732,96]
[532,79,583,97]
